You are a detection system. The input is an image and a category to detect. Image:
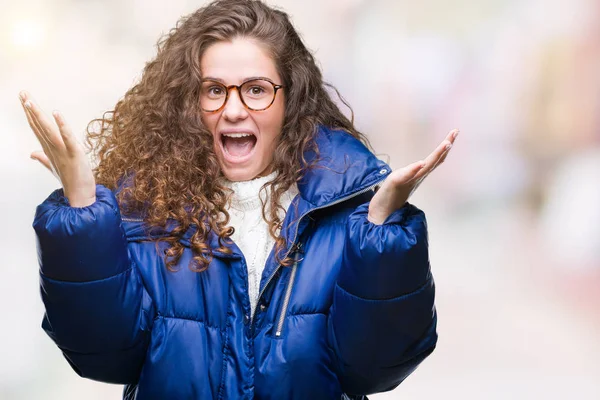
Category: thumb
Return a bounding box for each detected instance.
[30,151,56,176]
[404,160,426,183]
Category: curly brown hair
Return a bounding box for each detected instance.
[86,0,371,272]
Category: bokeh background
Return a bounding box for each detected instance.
[2,0,599,399]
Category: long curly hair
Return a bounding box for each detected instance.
[86,0,371,272]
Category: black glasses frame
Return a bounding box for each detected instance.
[200,78,284,112]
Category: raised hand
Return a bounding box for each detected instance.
[20,91,97,207]
[368,128,459,224]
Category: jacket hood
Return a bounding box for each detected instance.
[298,125,390,207]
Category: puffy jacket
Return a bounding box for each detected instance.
[34,126,437,400]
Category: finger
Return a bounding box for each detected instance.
[22,94,66,151]
[424,143,453,177]
[431,129,459,171]
[405,159,426,177]
[20,93,43,140]
[21,98,55,156]
[436,143,452,166]
[31,150,61,181]
[30,150,54,173]
[410,144,452,193]
[404,129,458,196]
[446,128,459,144]
[413,139,452,181]
[430,142,453,172]
[434,129,459,163]
[388,160,426,186]
[23,109,62,177]
[52,110,78,153]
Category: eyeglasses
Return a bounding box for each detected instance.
[200,78,284,112]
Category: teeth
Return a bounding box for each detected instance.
[222,133,254,138]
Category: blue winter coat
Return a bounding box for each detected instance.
[34,126,437,399]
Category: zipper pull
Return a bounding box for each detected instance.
[293,242,303,254]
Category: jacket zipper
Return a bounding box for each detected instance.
[121,216,144,222]
[251,172,389,323]
[274,244,302,337]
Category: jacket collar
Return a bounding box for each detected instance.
[268,126,391,262]
[257,126,391,292]
[297,125,391,207]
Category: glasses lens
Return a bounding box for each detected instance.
[199,79,277,111]
[240,80,275,110]
[200,81,227,111]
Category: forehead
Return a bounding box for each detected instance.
[200,38,280,84]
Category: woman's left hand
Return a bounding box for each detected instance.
[368,128,459,225]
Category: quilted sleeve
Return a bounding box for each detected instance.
[34,184,153,384]
[328,201,438,396]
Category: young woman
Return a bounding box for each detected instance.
[21,0,457,398]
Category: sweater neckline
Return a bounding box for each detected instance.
[223,171,278,212]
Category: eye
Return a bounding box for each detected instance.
[247,86,265,96]
[208,86,224,96]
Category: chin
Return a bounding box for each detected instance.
[221,164,267,182]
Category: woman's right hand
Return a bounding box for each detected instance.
[20,91,97,207]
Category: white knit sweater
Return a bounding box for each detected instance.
[223,172,299,316]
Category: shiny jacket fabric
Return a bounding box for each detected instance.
[34,126,437,400]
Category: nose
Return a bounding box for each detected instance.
[221,87,248,122]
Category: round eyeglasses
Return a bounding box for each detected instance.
[200,78,284,112]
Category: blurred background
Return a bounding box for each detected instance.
[1,0,599,398]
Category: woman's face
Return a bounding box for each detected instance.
[200,38,285,182]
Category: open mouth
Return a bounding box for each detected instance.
[220,132,258,160]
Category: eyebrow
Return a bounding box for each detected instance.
[202,76,275,84]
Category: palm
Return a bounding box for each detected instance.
[368,129,459,224]
[19,91,96,207]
